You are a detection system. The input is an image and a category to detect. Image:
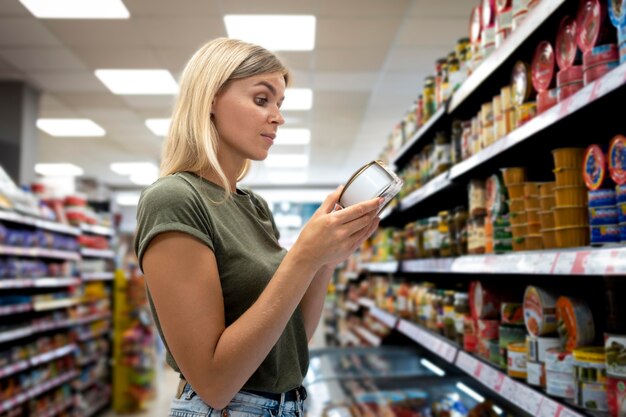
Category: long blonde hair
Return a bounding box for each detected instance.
[161,38,290,200]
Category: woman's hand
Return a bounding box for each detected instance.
[293,186,381,269]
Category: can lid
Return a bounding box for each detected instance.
[511,61,532,106]
[573,346,606,362]
[556,16,578,70]
[470,5,483,44]
[576,0,604,53]
[583,145,608,190]
[609,134,626,185]
[557,65,584,85]
[609,0,626,28]
[532,41,555,92]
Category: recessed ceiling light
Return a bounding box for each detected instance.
[110,162,158,176]
[145,118,171,136]
[264,154,309,168]
[283,89,313,111]
[36,119,105,137]
[35,163,84,177]
[95,70,178,95]
[268,171,308,184]
[130,172,158,186]
[224,15,316,51]
[276,128,310,145]
[19,0,130,19]
[116,193,140,206]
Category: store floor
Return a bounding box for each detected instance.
[102,322,327,417]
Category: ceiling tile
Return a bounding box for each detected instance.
[125,0,222,17]
[315,48,387,71]
[0,18,61,46]
[0,47,86,71]
[121,95,177,110]
[318,0,411,17]
[221,2,317,14]
[275,51,312,72]
[39,94,74,115]
[52,92,127,109]
[313,72,378,92]
[135,17,225,48]
[71,47,159,69]
[42,21,146,47]
[396,18,470,47]
[316,18,400,48]
[77,108,142,123]
[313,91,370,109]
[386,47,448,72]
[410,0,477,18]
[153,47,198,73]
[27,71,106,92]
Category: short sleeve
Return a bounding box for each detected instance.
[134,176,215,272]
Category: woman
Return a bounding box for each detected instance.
[134,38,381,417]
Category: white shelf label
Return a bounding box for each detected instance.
[369,306,398,328]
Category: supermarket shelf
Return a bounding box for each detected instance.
[397,319,458,363]
[80,248,115,259]
[33,298,79,312]
[0,326,33,344]
[402,258,455,273]
[0,360,29,379]
[30,344,76,366]
[0,246,80,261]
[398,171,452,212]
[352,326,381,347]
[80,224,114,237]
[392,106,446,169]
[80,395,110,417]
[455,351,584,417]
[0,279,33,289]
[75,313,112,325]
[448,0,567,113]
[74,375,104,392]
[335,283,347,292]
[33,396,74,417]
[367,306,398,329]
[77,353,105,367]
[358,261,399,274]
[357,297,375,309]
[344,271,359,281]
[0,370,78,413]
[345,301,360,312]
[77,328,111,343]
[339,330,361,346]
[0,303,31,316]
[0,210,80,236]
[0,277,80,289]
[81,272,114,282]
[449,62,626,181]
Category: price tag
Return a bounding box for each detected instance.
[456,351,478,375]
[493,372,505,393]
[559,407,585,417]
[570,250,591,275]
[478,365,498,390]
[538,398,561,417]
[517,385,543,415]
[499,377,518,405]
[551,251,577,274]
[606,248,626,274]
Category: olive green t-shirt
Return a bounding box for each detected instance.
[134,171,309,393]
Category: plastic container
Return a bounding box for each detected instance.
[553,147,585,169]
[545,348,576,399]
[583,44,620,68]
[556,297,596,351]
[590,206,620,226]
[617,184,626,203]
[557,65,584,85]
[527,209,540,224]
[511,223,528,238]
[591,224,621,244]
[527,335,562,362]
[526,234,543,250]
[512,236,526,251]
[532,41,555,92]
[554,206,588,227]
[527,361,546,387]
[541,228,558,248]
[589,189,617,207]
[554,168,584,187]
[576,0,608,53]
[524,197,540,211]
[523,182,541,196]
[509,198,526,212]
[584,145,609,191]
[556,226,590,248]
[539,181,556,197]
[556,16,579,70]
[539,211,556,229]
[501,303,525,325]
[524,286,558,337]
[609,135,626,186]
[540,196,556,211]
[584,61,620,85]
[559,81,585,101]
[501,167,527,185]
[507,183,525,199]
[508,342,529,378]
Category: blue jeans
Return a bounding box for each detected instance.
[169,383,305,417]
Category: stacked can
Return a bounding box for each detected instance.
[526,335,562,387]
[501,167,528,251]
[471,281,501,361]
[573,347,609,412]
[608,135,626,242]
[485,174,512,254]
[609,0,626,64]
[545,348,576,399]
[532,41,557,113]
[584,145,620,244]
[495,0,513,48]
[577,0,618,84]
[551,148,590,248]
[468,179,488,254]
[500,302,528,374]
[556,16,584,102]
[482,0,497,58]
[556,296,596,352]
[583,44,620,85]
[511,61,537,127]
[538,182,558,248]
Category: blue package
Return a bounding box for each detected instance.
[589,206,619,225]
[591,224,621,244]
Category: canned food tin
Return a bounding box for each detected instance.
[574,347,607,383]
[524,286,558,336]
[537,89,558,113]
[607,375,626,417]
[527,335,562,362]
[557,65,584,86]
[606,334,626,378]
[339,160,403,214]
[589,189,617,207]
[512,61,533,106]
[500,324,527,348]
[556,296,596,351]
[556,16,579,70]
[617,184,626,203]
[609,135,626,186]
[545,348,576,398]
[590,206,620,225]
[584,145,609,191]
[577,0,608,53]
[532,41,555,92]
[527,361,546,387]
[591,224,621,244]
[583,44,620,68]
[558,81,584,102]
[584,61,620,85]
[508,342,528,378]
[575,381,609,411]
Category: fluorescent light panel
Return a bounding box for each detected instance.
[283,88,313,111]
[145,118,171,136]
[35,163,83,177]
[268,171,308,184]
[264,154,308,168]
[224,15,316,51]
[37,119,105,137]
[276,128,310,145]
[95,70,178,95]
[110,162,158,176]
[19,0,130,18]
[420,359,446,376]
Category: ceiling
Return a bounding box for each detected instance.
[0,0,477,191]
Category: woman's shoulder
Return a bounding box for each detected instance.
[139,172,200,206]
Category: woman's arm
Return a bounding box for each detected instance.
[142,190,380,409]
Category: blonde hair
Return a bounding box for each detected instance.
[161,38,290,201]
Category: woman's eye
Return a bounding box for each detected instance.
[254,97,268,106]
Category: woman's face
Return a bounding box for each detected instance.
[212,71,286,163]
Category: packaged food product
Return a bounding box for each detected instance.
[584,145,609,190]
[482,0,496,27]
[557,65,584,85]
[573,347,608,409]
[545,348,576,398]
[583,44,620,68]
[589,188,618,207]
[537,88,558,113]
[591,224,621,244]
[532,41,555,92]
[501,167,526,185]
[469,180,487,217]
[618,184,626,203]
[339,160,403,212]
[508,342,528,378]
[584,61,620,85]
[472,281,501,319]
[576,381,609,411]
[590,206,619,225]
[606,334,626,378]
[555,225,590,248]
[500,324,527,351]
[524,286,558,336]
[556,16,579,70]
[576,0,610,53]
[482,25,497,56]
[478,319,500,340]
[559,81,585,101]
[556,296,595,351]
[515,102,537,127]
[609,0,626,27]
[554,206,588,227]
[609,135,626,185]
[527,361,546,387]
[511,61,533,106]
[470,5,483,46]
[527,335,562,362]
[541,228,558,249]
[606,375,626,417]
[464,316,478,352]
[621,222,626,242]
[501,303,524,325]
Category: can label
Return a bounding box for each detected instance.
[606,334,626,377]
[576,381,609,411]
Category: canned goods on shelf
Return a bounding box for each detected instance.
[537,89,558,113]
[590,206,619,226]
[557,65,584,86]
[583,44,620,68]
[584,61,619,85]
[546,348,576,398]
[478,319,500,340]
[500,324,527,350]
[508,342,528,378]
[617,184,626,203]
[532,41,555,92]
[609,0,626,28]
[524,286,557,336]
[609,135,626,186]
[591,224,621,244]
[621,222,626,242]
[512,61,533,106]
[556,296,595,351]
[576,0,609,53]
[516,102,537,127]
[501,302,524,325]
[606,334,626,378]
[584,145,609,191]
[556,16,579,70]
[527,335,562,362]
[472,281,500,319]
[574,347,607,383]
[527,361,546,387]
[558,81,584,102]
[575,381,609,411]
[606,375,626,417]
[589,189,618,207]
